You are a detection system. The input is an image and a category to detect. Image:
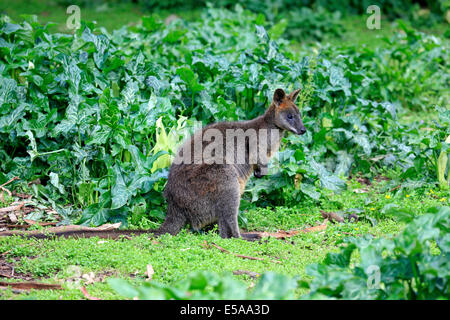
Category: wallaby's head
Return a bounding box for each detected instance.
[271,88,306,135]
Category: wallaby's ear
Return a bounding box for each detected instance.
[273,88,286,106]
[288,89,301,102]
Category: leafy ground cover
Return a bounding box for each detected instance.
[0,2,449,300]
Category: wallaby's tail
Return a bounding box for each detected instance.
[0,228,160,240]
[0,203,187,240]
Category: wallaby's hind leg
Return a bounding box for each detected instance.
[156,202,187,236]
[216,194,241,238]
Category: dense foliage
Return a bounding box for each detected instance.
[0,7,448,227]
[109,271,298,299]
[301,206,450,299]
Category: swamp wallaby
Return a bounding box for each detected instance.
[3,88,306,240]
[159,88,306,239]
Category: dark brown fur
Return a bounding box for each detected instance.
[159,88,306,238]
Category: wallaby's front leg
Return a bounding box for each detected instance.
[253,164,268,178]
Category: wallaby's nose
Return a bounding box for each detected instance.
[298,127,306,135]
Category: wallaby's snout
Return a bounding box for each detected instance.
[291,111,306,135]
[297,124,307,135]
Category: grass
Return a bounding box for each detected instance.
[0,174,447,300]
[0,0,202,33]
[290,14,449,53]
[328,15,448,48]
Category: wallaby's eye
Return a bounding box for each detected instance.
[287,114,293,120]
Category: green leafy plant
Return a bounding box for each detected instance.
[283,6,344,42]
[301,206,450,299]
[108,271,298,300]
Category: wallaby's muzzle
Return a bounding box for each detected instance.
[293,117,306,135]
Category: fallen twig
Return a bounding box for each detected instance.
[208,242,281,264]
[232,270,260,278]
[243,221,328,240]
[300,222,328,233]
[0,272,12,278]
[0,177,20,197]
[5,224,29,229]
[257,230,300,239]
[81,286,101,300]
[0,281,62,290]
[0,223,122,237]
[0,177,20,188]
[389,185,401,192]
[0,203,26,215]
[23,219,58,227]
[0,250,11,257]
